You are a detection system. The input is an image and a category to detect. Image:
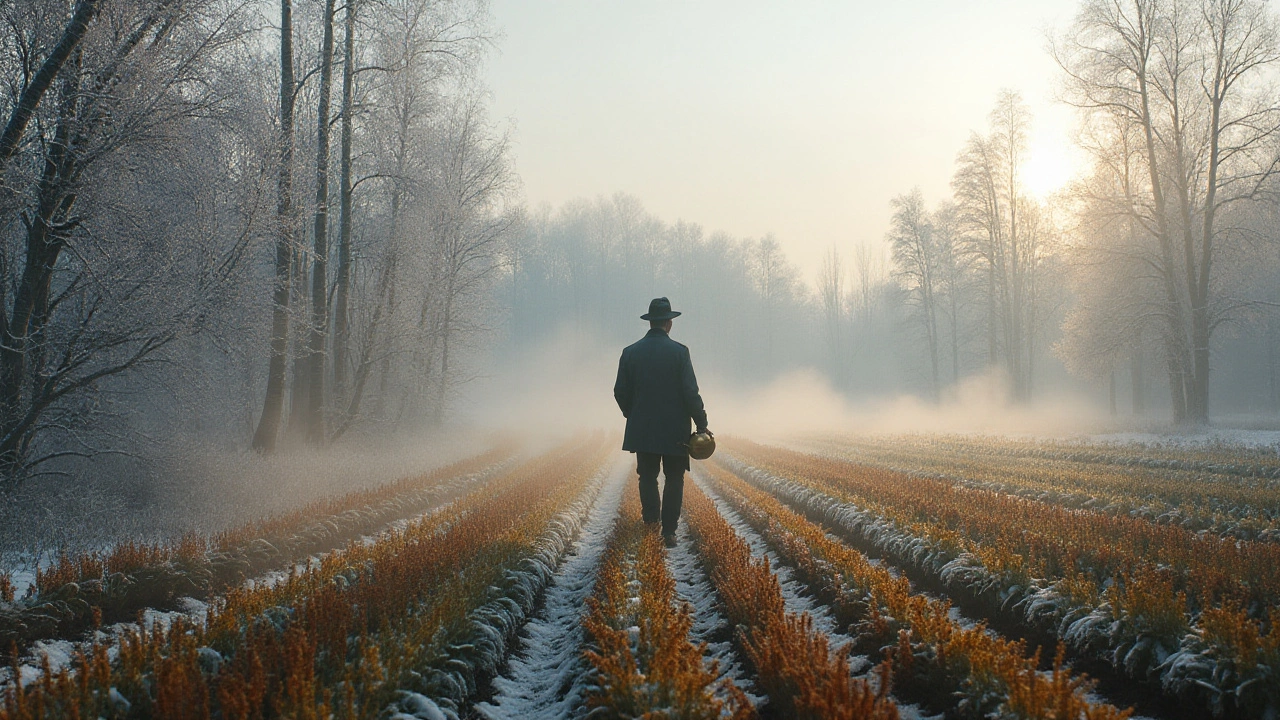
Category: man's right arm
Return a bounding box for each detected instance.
[613,350,631,417]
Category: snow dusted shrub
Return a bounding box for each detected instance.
[744,611,897,720]
[1173,604,1280,718]
[1102,569,1189,676]
[1003,645,1131,720]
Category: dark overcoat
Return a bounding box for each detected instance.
[614,328,708,456]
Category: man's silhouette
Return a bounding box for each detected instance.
[613,297,711,547]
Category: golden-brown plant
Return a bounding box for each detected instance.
[583,484,753,719]
[682,481,899,720]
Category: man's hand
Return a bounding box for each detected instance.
[698,427,713,437]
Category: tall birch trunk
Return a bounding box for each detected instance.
[251,0,296,453]
[305,0,337,444]
[333,0,356,404]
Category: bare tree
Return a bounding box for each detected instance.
[329,0,489,432]
[0,0,99,173]
[951,90,1051,400]
[747,234,802,372]
[1057,176,1152,403]
[304,0,337,444]
[850,240,884,325]
[818,245,845,385]
[932,202,974,385]
[332,0,358,407]
[0,0,513,493]
[995,91,1034,399]
[251,0,298,453]
[954,131,1008,373]
[421,90,519,421]
[888,188,942,400]
[0,0,258,484]
[1056,0,1280,424]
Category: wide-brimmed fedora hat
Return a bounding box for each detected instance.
[641,297,682,321]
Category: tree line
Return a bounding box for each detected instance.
[513,45,1280,426]
[506,194,817,386]
[0,0,517,490]
[879,0,1280,424]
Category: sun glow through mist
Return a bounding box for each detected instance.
[1023,132,1082,200]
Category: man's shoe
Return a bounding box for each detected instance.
[663,533,677,548]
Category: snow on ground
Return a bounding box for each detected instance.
[666,519,761,708]
[6,567,35,599]
[248,493,472,592]
[941,605,1003,636]
[0,597,210,690]
[473,457,629,720]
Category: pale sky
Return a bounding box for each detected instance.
[483,0,1085,279]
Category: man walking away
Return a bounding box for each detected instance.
[613,297,711,548]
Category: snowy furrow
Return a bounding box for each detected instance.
[417,457,623,719]
[472,457,629,720]
[690,469,866,671]
[0,598,212,689]
[665,520,761,707]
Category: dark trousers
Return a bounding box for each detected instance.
[636,452,688,533]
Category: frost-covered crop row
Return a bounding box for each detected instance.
[681,479,899,719]
[664,516,759,710]
[725,445,1280,719]
[700,460,1129,720]
[0,435,610,720]
[811,433,1280,481]
[0,444,519,654]
[739,439,1280,616]
[579,481,751,719]
[475,459,628,720]
[924,434,1280,479]
[805,435,1280,540]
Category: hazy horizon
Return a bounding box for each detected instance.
[485,0,1085,278]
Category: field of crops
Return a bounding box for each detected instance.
[2,432,1277,719]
